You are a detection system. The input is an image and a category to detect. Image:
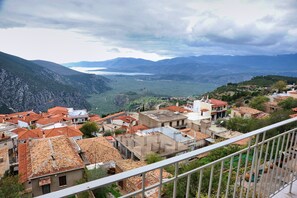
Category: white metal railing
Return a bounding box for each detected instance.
[37,117,297,198]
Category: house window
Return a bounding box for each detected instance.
[177,121,180,126]
[169,122,172,127]
[161,123,164,127]
[59,176,67,186]
[182,120,184,125]
[42,184,51,194]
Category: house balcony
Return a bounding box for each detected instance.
[38,117,297,198]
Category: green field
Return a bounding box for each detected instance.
[87,76,217,115]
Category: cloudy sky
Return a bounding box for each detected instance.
[0,0,297,63]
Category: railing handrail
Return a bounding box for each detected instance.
[37,117,297,198]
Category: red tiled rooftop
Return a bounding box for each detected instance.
[209,98,228,107]
[18,136,84,183]
[161,106,192,113]
[127,125,149,134]
[18,129,43,141]
[113,115,136,123]
[48,106,68,115]
[44,126,83,138]
[290,114,297,118]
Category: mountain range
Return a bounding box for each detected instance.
[0,52,110,113]
[65,54,297,84]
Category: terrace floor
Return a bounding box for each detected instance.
[273,180,297,198]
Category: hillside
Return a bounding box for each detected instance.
[206,75,297,104]
[0,52,110,113]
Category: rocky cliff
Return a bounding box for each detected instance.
[0,52,110,113]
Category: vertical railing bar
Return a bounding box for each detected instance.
[158,167,163,198]
[197,169,203,198]
[278,132,291,191]
[173,162,179,198]
[225,156,234,198]
[273,132,286,194]
[208,165,214,198]
[142,173,146,198]
[185,174,191,198]
[258,139,270,198]
[252,131,266,198]
[246,134,260,198]
[217,160,224,198]
[289,129,297,193]
[283,130,295,192]
[233,153,242,198]
[267,135,281,196]
[264,138,276,198]
[240,138,252,198]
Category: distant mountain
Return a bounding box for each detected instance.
[64,57,154,68]
[64,54,297,81]
[0,52,110,113]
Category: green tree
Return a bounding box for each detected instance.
[0,174,24,198]
[145,153,164,164]
[249,96,269,111]
[278,97,297,110]
[80,122,99,138]
[272,80,287,93]
[103,130,113,136]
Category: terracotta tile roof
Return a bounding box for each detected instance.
[22,114,43,124]
[161,106,192,113]
[210,98,228,107]
[48,106,68,115]
[5,118,19,124]
[12,128,28,134]
[18,136,84,182]
[18,143,29,183]
[292,108,297,112]
[127,125,149,134]
[99,112,126,122]
[234,138,250,146]
[116,159,172,197]
[290,113,297,118]
[201,108,209,112]
[180,128,210,141]
[18,129,43,140]
[5,111,36,118]
[89,114,101,122]
[44,126,83,138]
[36,116,65,125]
[233,107,262,115]
[113,115,136,123]
[77,137,122,164]
[255,112,270,119]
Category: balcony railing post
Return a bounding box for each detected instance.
[208,165,214,197]
[173,162,179,198]
[289,130,297,193]
[233,153,242,198]
[142,172,146,198]
[185,174,191,198]
[268,135,281,196]
[246,134,259,198]
[197,169,203,198]
[240,138,252,198]
[158,168,163,198]
[216,160,224,198]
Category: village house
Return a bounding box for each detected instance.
[111,115,137,128]
[76,137,122,170]
[179,128,211,148]
[139,110,187,129]
[18,135,85,196]
[160,105,192,113]
[115,127,190,161]
[17,126,83,143]
[230,107,269,119]
[67,108,89,124]
[115,159,171,198]
[192,98,228,121]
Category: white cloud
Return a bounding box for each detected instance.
[0,0,296,62]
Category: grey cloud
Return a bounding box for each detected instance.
[0,0,296,57]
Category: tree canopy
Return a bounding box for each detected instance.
[80,122,99,138]
[272,80,287,93]
[0,174,24,198]
[249,96,269,111]
[278,97,297,110]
